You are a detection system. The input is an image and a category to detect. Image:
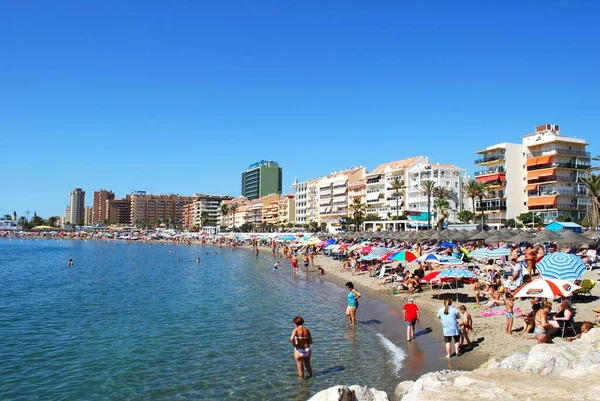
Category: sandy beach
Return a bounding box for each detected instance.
[314,254,600,365]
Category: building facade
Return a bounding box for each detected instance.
[183,194,234,229]
[92,189,115,225]
[241,160,283,200]
[68,188,85,225]
[84,206,93,226]
[108,197,132,226]
[317,167,366,228]
[278,194,296,226]
[129,191,195,228]
[523,124,590,223]
[291,178,308,224]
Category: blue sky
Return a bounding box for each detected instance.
[1,1,599,218]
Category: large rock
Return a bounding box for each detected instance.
[395,328,600,401]
[308,385,389,401]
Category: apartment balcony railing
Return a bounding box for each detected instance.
[475,205,508,212]
[366,179,382,185]
[527,163,592,171]
[527,189,588,197]
[474,166,506,176]
[529,149,590,158]
[474,155,505,164]
[527,175,573,184]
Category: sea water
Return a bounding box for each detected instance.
[0,239,443,400]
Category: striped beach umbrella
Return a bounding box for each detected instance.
[416,253,449,263]
[437,268,477,300]
[513,278,580,299]
[468,248,491,259]
[386,250,419,262]
[536,252,587,280]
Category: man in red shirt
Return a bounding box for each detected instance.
[403,299,420,341]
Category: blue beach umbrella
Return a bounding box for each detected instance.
[416,253,449,263]
[438,268,477,300]
[537,252,587,280]
[468,248,492,259]
[438,241,454,248]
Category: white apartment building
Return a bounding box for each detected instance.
[291,178,308,224]
[474,142,528,223]
[247,199,263,226]
[191,194,233,227]
[365,157,425,219]
[68,188,85,225]
[406,162,469,224]
[305,178,320,226]
[318,167,366,227]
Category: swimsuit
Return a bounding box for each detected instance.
[295,347,311,358]
[505,312,514,319]
[348,291,358,307]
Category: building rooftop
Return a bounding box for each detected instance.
[370,156,422,174]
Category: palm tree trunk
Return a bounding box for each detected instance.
[396,196,399,221]
[427,196,431,230]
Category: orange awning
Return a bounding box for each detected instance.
[527,168,555,180]
[527,195,557,207]
[476,174,506,183]
[526,155,553,167]
[525,184,538,191]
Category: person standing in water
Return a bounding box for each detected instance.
[437,298,462,358]
[290,316,313,379]
[403,298,420,341]
[345,282,361,324]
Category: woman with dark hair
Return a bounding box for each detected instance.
[290,316,313,378]
[345,282,361,325]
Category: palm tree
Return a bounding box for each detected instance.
[229,204,239,230]
[390,176,405,220]
[200,211,210,228]
[432,186,451,230]
[580,174,600,230]
[220,203,229,227]
[434,198,450,230]
[463,179,481,213]
[17,216,28,228]
[2,214,11,220]
[348,198,366,232]
[475,182,492,229]
[420,180,436,230]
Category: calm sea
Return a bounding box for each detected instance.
[0,239,448,400]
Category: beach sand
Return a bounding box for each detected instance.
[314,254,600,365]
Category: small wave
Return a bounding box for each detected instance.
[376,333,405,375]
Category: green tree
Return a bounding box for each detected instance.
[463,179,481,215]
[580,174,600,230]
[30,212,45,227]
[504,218,517,228]
[47,216,59,227]
[17,216,28,229]
[349,198,367,232]
[200,211,210,227]
[518,212,542,227]
[390,176,405,220]
[555,215,572,222]
[239,222,253,232]
[2,214,12,220]
[420,180,436,230]
[229,204,239,230]
[220,203,229,227]
[457,210,474,224]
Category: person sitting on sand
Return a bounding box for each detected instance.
[317,266,325,275]
[406,275,421,294]
[565,321,593,342]
[473,279,487,307]
[458,305,472,348]
[483,285,505,309]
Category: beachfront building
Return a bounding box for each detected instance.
[259,194,281,226]
[84,206,93,226]
[218,197,249,229]
[129,191,195,228]
[523,124,591,223]
[278,194,295,227]
[406,161,469,224]
[241,160,283,200]
[291,178,308,225]
[366,157,424,220]
[187,194,234,229]
[107,197,132,226]
[305,178,320,227]
[68,188,85,225]
[474,142,528,224]
[318,167,366,228]
[92,189,115,225]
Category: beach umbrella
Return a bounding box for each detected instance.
[468,248,491,259]
[439,241,454,249]
[509,232,535,244]
[437,268,477,300]
[486,248,511,259]
[555,230,594,246]
[469,230,490,240]
[583,230,600,239]
[536,252,588,280]
[513,278,580,299]
[324,244,338,250]
[450,230,470,241]
[484,233,507,244]
[416,253,449,263]
[386,250,419,262]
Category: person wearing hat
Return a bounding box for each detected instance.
[403,298,420,341]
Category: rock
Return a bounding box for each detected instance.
[308,385,388,401]
[486,352,528,370]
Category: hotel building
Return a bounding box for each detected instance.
[129,191,195,228]
[108,197,132,226]
[523,124,590,223]
[317,167,366,227]
[92,189,115,225]
[291,178,308,224]
[406,161,469,223]
[68,188,85,225]
[184,194,234,229]
[474,143,527,223]
[365,156,425,219]
[241,160,283,200]
[475,124,591,225]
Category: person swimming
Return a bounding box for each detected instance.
[196,258,200,264]
[67,259,74,266]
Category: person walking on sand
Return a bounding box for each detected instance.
[290,316,313,379]
[345,282,361,325]
[403,298,420,341]
[437,299,461,358]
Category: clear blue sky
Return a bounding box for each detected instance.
[2,1,599,218]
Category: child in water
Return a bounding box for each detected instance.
[273,262,281,270]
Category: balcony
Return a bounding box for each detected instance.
[527,175,573,184]
[366,178,382,185]
[528,189,588,197]
[474,166,506,176]
[474,155,505,165]
[528,162,592,171]
[529,149,591,158]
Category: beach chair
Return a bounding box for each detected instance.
[560,308,577,338]
[586,250,598,270]
[577,279,595,297]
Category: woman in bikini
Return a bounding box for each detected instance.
[534,302,553,344]
[290,316,313,378]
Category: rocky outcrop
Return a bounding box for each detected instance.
[395,328,600,401]
[308,385,389,401]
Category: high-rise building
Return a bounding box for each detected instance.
[474,124,591,225]
[291,178,308,224]
[68,188,85,225]
[129,191,195,228]
[182,194,234,229]
[84,206,93,226]
[317,167,366,227]
[241,160,282,200]
[108,197,132,226]
[93,189,115,224]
